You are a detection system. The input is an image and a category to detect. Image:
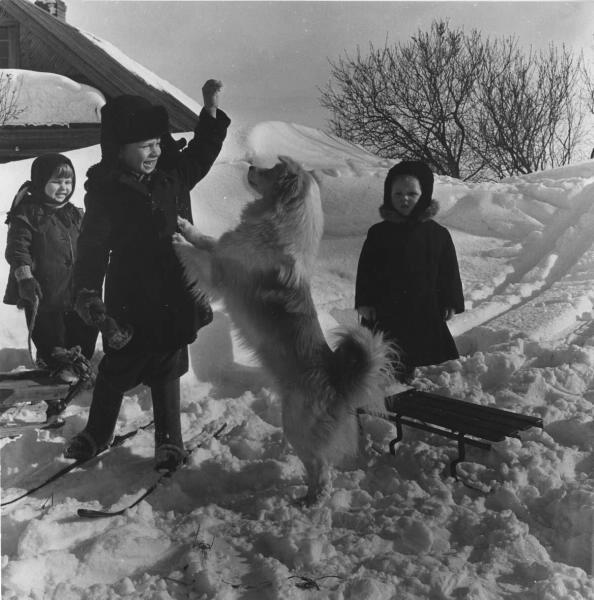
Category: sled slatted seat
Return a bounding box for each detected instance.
[0,369,71,409]
[359,389,543,478]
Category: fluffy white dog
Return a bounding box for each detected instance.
[173,156,394,505]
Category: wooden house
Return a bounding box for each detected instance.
[0,0,199,162]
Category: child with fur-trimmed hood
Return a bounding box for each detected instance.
[355,160,464,382]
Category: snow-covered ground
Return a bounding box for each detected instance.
[2,119,594,599]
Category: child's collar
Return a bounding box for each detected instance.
[379,206,409,224]
[42,199,71,210]
[379,200,439,223]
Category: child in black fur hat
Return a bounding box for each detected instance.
[3,154,98,383]
[65,80,230,471]
[355,160,464,382]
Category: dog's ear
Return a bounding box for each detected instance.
[276,156,306,200]
[277,156,300,174]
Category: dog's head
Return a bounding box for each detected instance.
[247,156,308,203]
[239,155,323,279]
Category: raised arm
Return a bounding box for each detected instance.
[176,79,231,191]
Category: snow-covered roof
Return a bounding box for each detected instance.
[1,69,104,126]
[1,0,200,131]
[81,31,204,118]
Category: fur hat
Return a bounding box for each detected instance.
[382,160,434,220]
[99,95,169,163]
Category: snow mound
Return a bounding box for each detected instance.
[1,69,104,126]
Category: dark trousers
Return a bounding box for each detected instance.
[83,347,187,450]
[25,308,98,367]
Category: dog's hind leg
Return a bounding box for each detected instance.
[298,455,332,507]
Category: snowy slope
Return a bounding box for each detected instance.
[2,122,594,599]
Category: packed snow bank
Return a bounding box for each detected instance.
[3,121,594,599]
[1,69,104,126]
[245,121,391,173]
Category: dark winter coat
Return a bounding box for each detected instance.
[355,203,464,368]
[4,194,83,311]
[74,107,230,355]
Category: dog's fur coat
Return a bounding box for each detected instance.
[173,156,393,504]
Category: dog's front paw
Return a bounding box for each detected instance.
[172,232,191,246]
[176,216,194,239]
[176,216,212,248]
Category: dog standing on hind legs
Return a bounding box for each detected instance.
[173,156,395,506]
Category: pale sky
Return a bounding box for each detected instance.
[66,1,594,129]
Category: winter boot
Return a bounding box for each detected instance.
[151,377,186,471]
[64,431,107,461]
[154,444,188,472]
[63,373,124,459]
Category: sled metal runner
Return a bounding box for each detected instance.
[360,388,544,478]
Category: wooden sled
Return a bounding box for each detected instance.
[358,388,543,479]
[0,369,86,437]
[0,369,72,407]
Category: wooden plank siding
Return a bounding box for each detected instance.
[0,7,19,67]
[19,28,79,78]
[1,0,199,131]
[0,125,100,162]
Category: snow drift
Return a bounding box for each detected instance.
[2,119,594,599]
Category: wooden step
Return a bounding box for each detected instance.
[0,370,71,408]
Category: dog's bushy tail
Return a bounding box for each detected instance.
[330,325,397,412]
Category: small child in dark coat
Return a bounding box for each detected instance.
[355,160,464,382]
[3,153,98,382]
[64,80,230,471]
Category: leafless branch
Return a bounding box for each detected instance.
[320,20,588,180]
[0,71,24,126]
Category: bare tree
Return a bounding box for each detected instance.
[580,56,594,158]
[0,71,24,126]
[321,21,489,180]
[321,21,588,180]
[477,41,586,177]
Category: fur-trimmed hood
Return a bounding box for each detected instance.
[6,154,76,228]
[379,199,440,224]
[381,160,435,222]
